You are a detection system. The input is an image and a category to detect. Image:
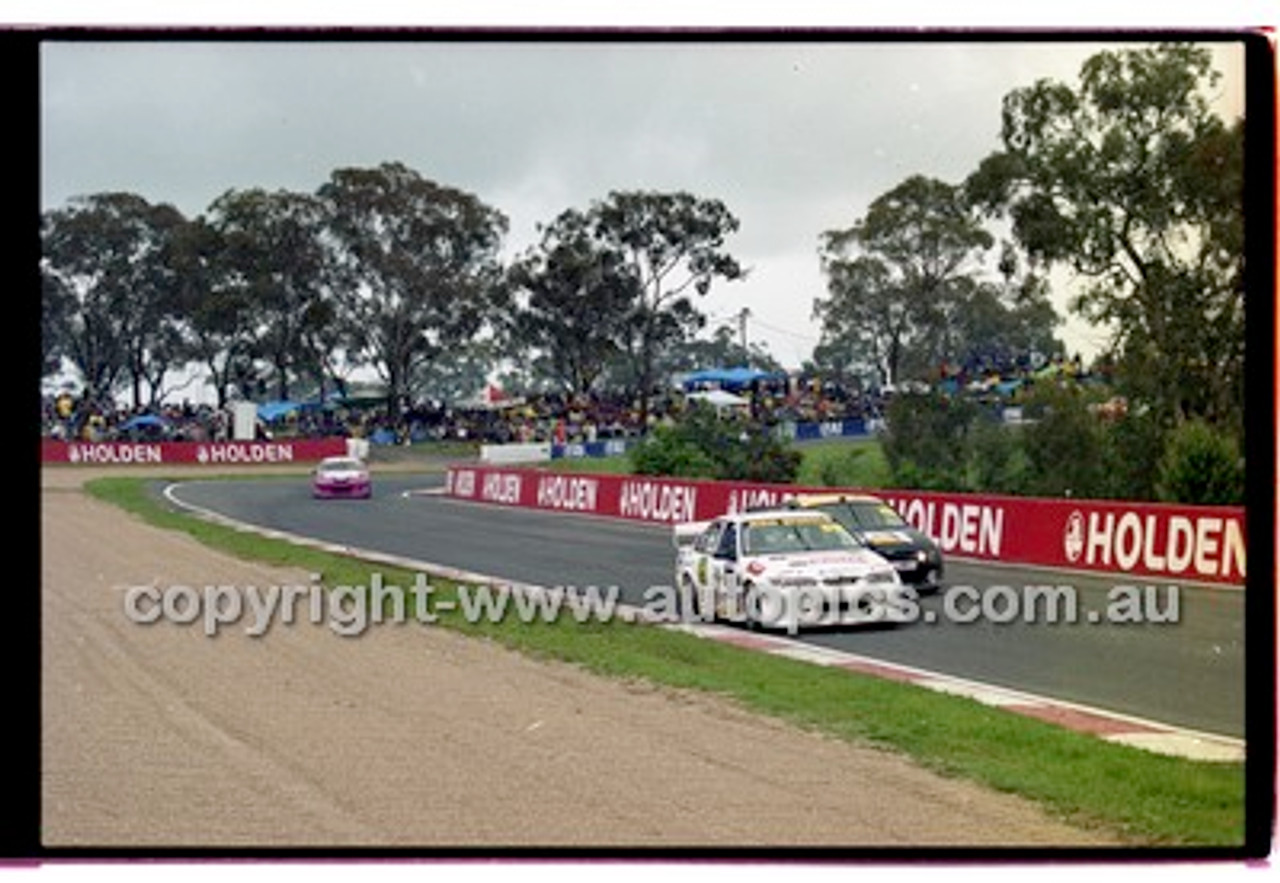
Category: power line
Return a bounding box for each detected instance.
[749,315,821,343]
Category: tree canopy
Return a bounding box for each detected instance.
[317,161,510,416]
[965,42,1244,430]
[41,41,1246,447]
[813,175,1052,386]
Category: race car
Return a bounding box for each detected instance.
[673,510,917,633]
[783,493,943,591]
[311,456,372,499]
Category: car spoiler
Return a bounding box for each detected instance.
[672,520,713,548]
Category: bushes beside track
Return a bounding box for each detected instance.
[882,388,1245,505]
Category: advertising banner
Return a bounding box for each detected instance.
[444,465,1246,586]
[41,438,348,465]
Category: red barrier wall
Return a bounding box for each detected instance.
[40,438,348,465]
[444,465,1246,586]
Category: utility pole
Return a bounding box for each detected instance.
[737,307,751,362]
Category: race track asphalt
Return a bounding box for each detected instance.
[163,472,1246,738]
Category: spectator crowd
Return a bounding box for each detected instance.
[42,353,1100,448]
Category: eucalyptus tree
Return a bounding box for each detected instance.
[815,175,995,386]
[965,42,1244,429]
[587,190,745,427]
[204,187,334,402]
[317,162,509,418]
[168,217,257,409]
[41,192,189,408]
[506,207,637,396]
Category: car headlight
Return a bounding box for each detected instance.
[863,570,899,585]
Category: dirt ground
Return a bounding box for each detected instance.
[40,465,1117,849]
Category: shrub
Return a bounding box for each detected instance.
[1099,409,1166,502]
[1156,419,1244,505]
[628,424,718,478]
[628,403,802,484]
[965,418,1033,495]
[881,392,979,490]
[1020,383,1107,498]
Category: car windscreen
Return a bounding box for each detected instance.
[319,460,363,473]
[844,502,908,529]
[742,519,861,555]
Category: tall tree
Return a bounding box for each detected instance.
[507,208,636,396]
[587,190,745,429]
[318,162,508,418]
[41,272,74,381]
[205,188,333,402]
[965,42,1244,429]
[41,193,189,409]
[951,243,1063,373]
[170,217,258,409]
[815,175,995,385]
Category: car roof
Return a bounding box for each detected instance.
[724,509,836,524]
[790,493,885,506]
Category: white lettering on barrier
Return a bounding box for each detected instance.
[481,473,523,504]
[892,499,1004,558]
[1167,517,1194,573]
[1072,509,1245,580]
[618,480,697,523]
[199,443,294,464]
[452,470,476,498]
[727,487,793,514]
[536,475,600,512]
[1195,517,1221,577]
[67,443,164,464]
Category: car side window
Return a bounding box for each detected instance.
[695,523,721,554]
[715,523,738,560]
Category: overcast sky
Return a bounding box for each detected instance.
[40,35,1247,372]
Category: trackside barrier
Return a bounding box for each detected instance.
[479,442,553,464]
[775,418,872,441]
[40,438,348,465]
[444,465,1246,587]
[550,438,633,459]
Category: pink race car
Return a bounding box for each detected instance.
[311,456,372,499]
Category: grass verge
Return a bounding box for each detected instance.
[793,437,893,488]
[83,475,1244,848]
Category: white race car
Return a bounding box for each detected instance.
[673,510,917,633]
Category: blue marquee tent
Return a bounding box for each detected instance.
[256,400,304,422]
[257,396,344,423]
[681,367,784,392]
[118,414,169,432]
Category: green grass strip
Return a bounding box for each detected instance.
[82,475,1244,847]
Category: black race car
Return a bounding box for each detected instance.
[785,494,944,591]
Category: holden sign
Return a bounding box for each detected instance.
[1064,510,1086,563]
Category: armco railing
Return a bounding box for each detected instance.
[444,465,1246,587]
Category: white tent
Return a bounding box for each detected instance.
[685,389,750,410]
